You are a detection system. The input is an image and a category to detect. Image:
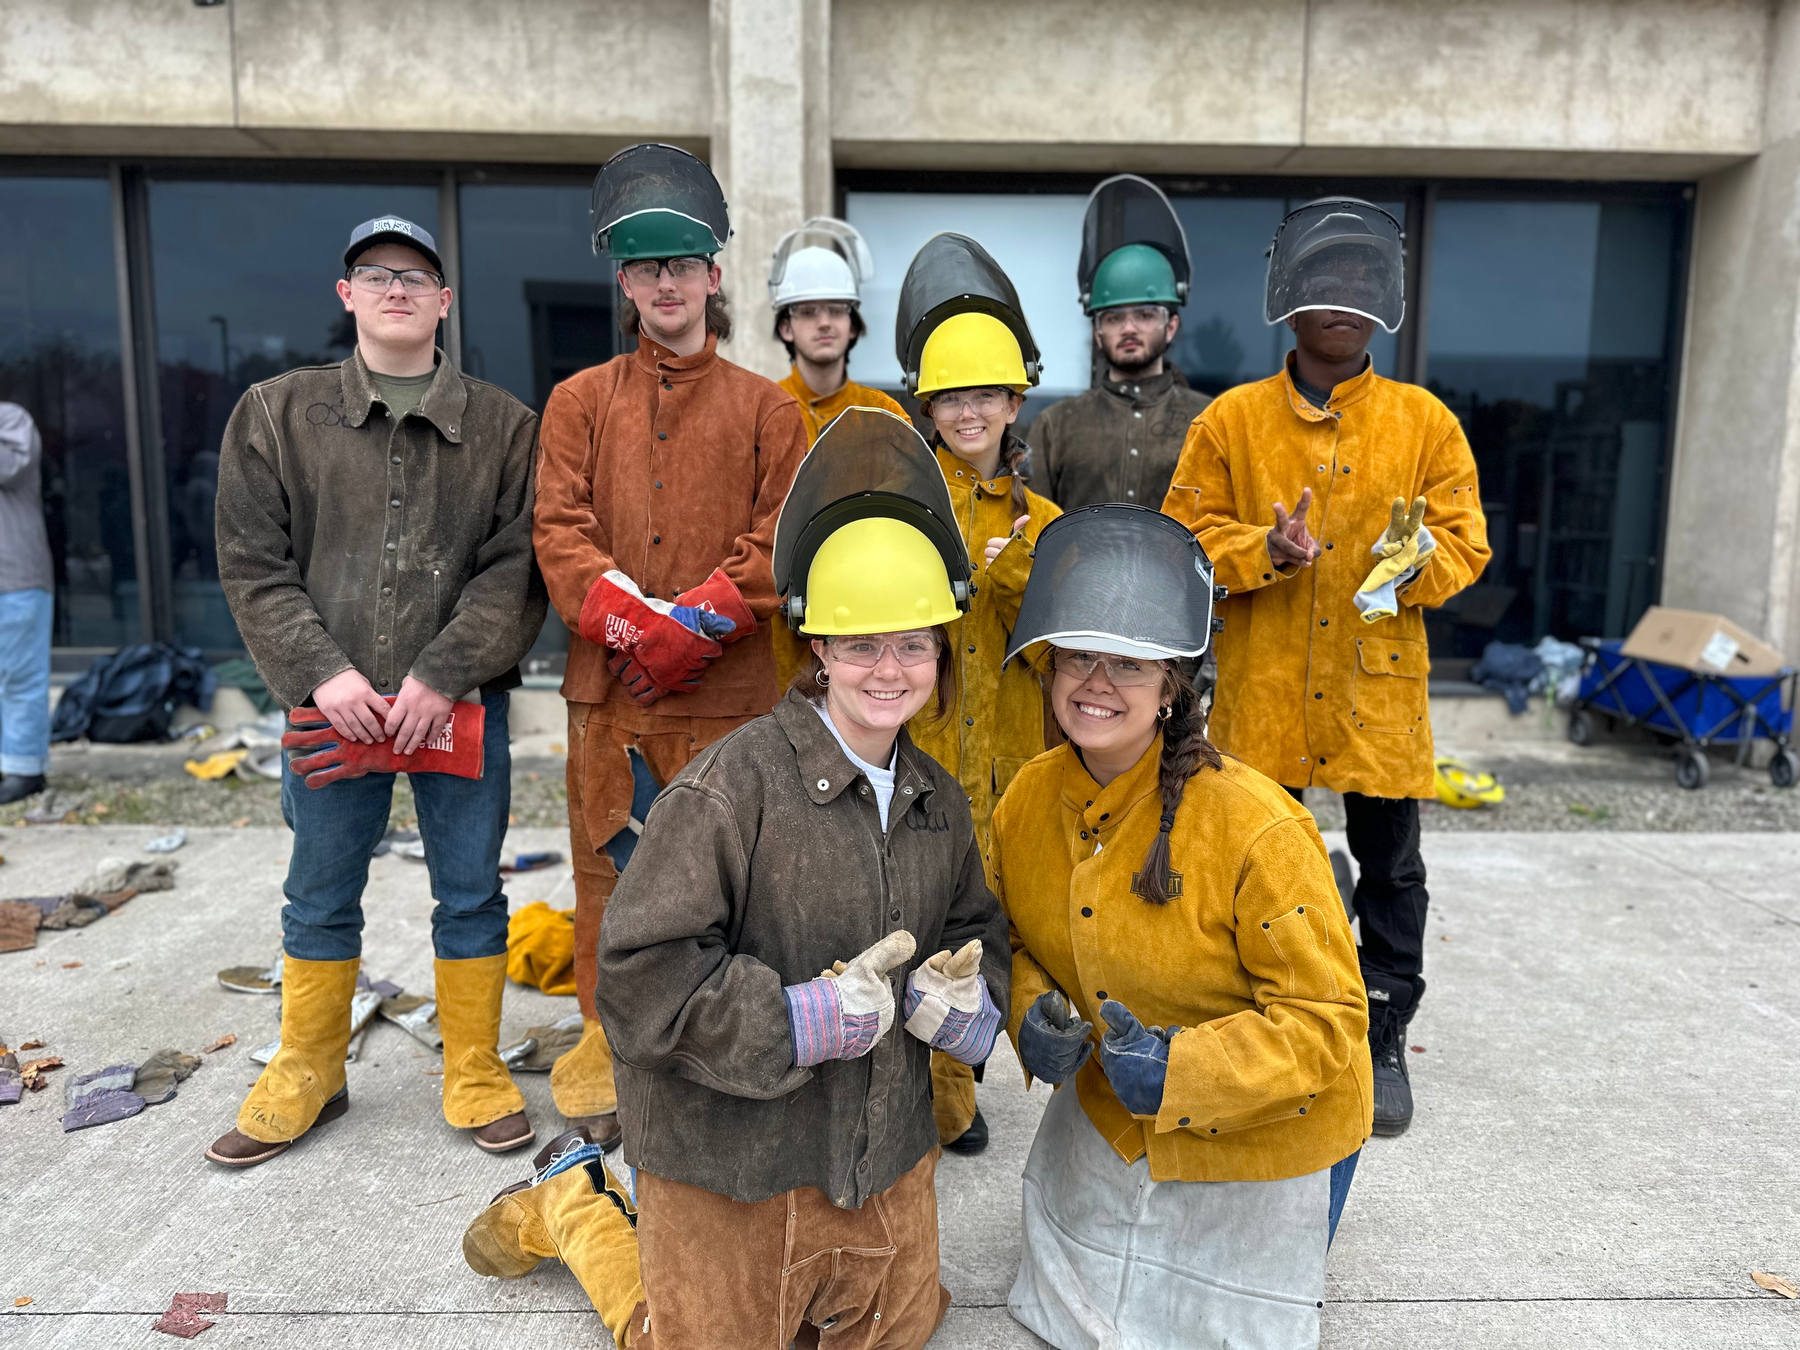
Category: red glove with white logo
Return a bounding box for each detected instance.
[674,568,756,645]
[580,570,726,695]
[282,699,485,788]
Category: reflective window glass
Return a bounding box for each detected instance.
[458,182,609,675]
[1425,198,1679,655]
[147,180,438,649]
[0,176,136,647]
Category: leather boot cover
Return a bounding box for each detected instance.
[435,954,528,1128]
[236,955,360,1143]
[463,1161,645,1342]
[550,1017,619,1118]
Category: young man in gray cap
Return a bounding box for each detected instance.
[205,215,548,1168]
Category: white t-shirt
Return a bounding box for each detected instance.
[814,702,898,829]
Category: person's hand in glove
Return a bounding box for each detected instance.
[282,700,485,788]
[581,569,733,698]
[784,930,917,1067]
[1017,990,1094,1085]
[1355,496,1436,623]
[673,568,756,645]
[1097,999,1180,1116]
[902,939,1002,1065]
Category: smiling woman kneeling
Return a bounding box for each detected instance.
[990,505,1373,1350]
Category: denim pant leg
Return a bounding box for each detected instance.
[0,588,54,776]
[1327,1148,1361,1248]
[411,692,512,961]
[280,748,396,961]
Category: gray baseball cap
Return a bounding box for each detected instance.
[344,215,443,273]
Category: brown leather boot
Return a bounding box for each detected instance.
[205,1087,349,1168]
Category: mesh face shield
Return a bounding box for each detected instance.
[590,143,730,260]
[1264,198,1405,333]
[894,233,1040,396]
[1005,505,1219,666]
[771,406,971,630]
[769,217,875,307]
[1078,174,1191,314]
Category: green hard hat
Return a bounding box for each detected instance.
[1087,243,1181,314]
[603,209,726,262]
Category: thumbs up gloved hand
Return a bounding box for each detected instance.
[784,931,917,1067]
[902,939,1002,1065]
[1017,990,1094,1085]
[1097,1000,1180,1116]
[1355,496,1436,624]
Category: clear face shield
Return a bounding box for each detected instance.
[1265,199,1405,334]
[769,217,875,307]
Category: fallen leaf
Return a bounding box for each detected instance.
[1440,935,1451,942]
[14,1296,32,1307]
[1752,1271,1798,1299]
[92,802,109,815]
[507,814,517,824]
[423,1068,443,1076]
[20,1039,44,1051]
[21,1056,65,1090]
[201,1034,237,1054]
[549,742,565,754]
[1410,1045,1427,1053]
[62,961,83,969]
[230,817,249,829]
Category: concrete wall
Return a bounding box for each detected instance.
[1666,0,1800,660]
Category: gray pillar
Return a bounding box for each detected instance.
[709,0,833,382]
[1666,0,1800,659]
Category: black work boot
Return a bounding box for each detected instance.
[0,773,46,806]
[1366,974,1420,1137]
[946,1109,989,1155]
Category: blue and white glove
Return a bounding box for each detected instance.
[902,939,1002,1066]
[1097,1000,1179,1116]
[1018,990,1094,1084]
[785,930,916,1067]
[670,604,738,641]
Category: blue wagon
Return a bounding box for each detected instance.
[1569,639,1798,789]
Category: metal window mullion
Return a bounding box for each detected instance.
[440,168,463,369]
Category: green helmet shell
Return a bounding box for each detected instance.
[1087,243,1181,314]
[603,209,726,262]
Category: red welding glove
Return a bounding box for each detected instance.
[579,569,727,694]
[282,700,486,788]
[674,568,756,645]
[606,650,705,707]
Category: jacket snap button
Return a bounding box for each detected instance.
[1299,1107,1308,1114]
[1313,691,1322,699]
[1390,652,1399,661]
[1263,572,1273,581]
[390,499,400,508]
[1081,907,1092,917]
[653,535,661,544]
[1210,1127,1218,1134]
[1179,1116,1190,1126]
[664,382,673,390]
[377,636,387,645]
[1096,990,1107,999]
[1325,541,1334,549]
[658,432,667,440]
[817,779,829,790]
[965,717,974,726]
[890,909,901,921]
[1262,922,1270,929]
[1319,618,1328,627]
[390,456,400,464]
[1342,465,1350,473]
[386,542,396,552]
[1099,812,1109,820]
[902,786,912,794]
[382,587,391,596]
[1080,831,1088,840]
[1298,906,1305,913]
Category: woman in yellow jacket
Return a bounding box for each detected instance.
[895,235,1062,1153]
[989,504,1372,1350]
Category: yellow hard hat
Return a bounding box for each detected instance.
[1434,756,1505,809]
[801,516,960,635]
[915,312,1028,397]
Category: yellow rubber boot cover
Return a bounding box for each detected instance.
[801,516,960,635]
[463,1161,645,1343]
[435,954,527,1129]
[236,955,360,1144]
[550,1017,619,1119]
[916,311,1027,396]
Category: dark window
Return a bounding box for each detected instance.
[1424,198,1681,657]
[0,175,135,647]
[459,182,614,675]
[145,180,439,649]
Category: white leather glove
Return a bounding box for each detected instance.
[902,939,1002,1065]
[785,931,917,1066]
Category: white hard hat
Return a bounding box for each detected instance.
[769,217,874,309]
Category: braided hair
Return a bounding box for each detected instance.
[1131,662,1224,905]
[999,428,1031,518]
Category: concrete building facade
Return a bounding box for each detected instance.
[1,0,1794,664]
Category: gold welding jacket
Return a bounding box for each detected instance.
[905,445,1061,859]
[1162,357,1489,800]
[991,737,1372,1182]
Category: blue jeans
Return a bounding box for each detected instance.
[280,691,512,962]
[0,587,52,776]
[1328,1148,1360,1247]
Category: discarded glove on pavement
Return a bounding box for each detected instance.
[63,1089,146,1132]
[133,1048,202,1106]
[499,1014,585,1071]
[74,857,177,897]
[0,898,42,952]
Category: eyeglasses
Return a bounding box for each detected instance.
[1052,649,1166,687]
[825,631,942,668]
[791,301,852,322]
[621,257,711,284]
[347,264,444,295]
[1096,306,1169,333]
[928,388,1011,417]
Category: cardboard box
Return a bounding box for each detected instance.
[1619,606,1789,677]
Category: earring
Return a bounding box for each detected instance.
[815,669,830,688]
[1158,705,1172,721]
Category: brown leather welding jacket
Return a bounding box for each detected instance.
[534,332,810,718]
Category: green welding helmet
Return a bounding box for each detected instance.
[1089,244,1182,313]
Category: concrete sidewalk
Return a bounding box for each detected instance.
[1,825,1796,1348]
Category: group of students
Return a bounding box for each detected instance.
[201,143,1489,1349]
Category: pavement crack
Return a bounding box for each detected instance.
[1601,836,1800,925]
